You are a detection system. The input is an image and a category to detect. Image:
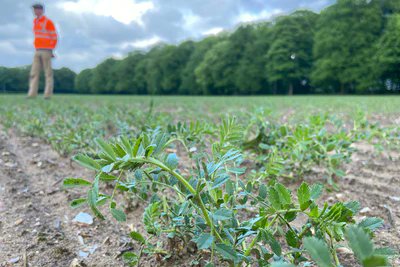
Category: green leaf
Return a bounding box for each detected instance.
[194,233,214,250]
[303,237,333,267]
[374,247,396,256]
[345,226,374,262]
[73,154,101,171]
[213,208,233,221]
[310,184,324,200]
[99,172,117,181]
[211,174,230,189]
[358,217,383,232]
[275,183,292,206]
[69,198,86,208]
[166,153,178,169]
[122,252,138,265]
[215,243,239,262]
[63,178,92,188]
[258,184,267,199]
[285,229,300,248]
[262,230,282,256]
[95,138,116,161]
[101,163,114,173]
[111,208,126,222]
[297,182,311,211]
[268,187,281,210]
[130,231,146,244]
[145,144,156,157]
[362,255,389,267]
[87,188,105,220]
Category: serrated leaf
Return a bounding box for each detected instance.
[358,217,383,232]
[215,243,239,262]
[303,237,333,267]
[374,247,396,256]
[297,182,311,211]
[166,153,178,169]
[310,184,323,200]
[262,230,282,256]
[211,174,230,189]
[111,208,126,222]
[95,138,116,161]
[194,233,214,250]
[362,255,389,267]
[63,178,92,188]
[259,184,267,199]
[268,187,281,210]
[130,231,146,244]
[275,183,292,206]
[73,154,100,171]
[213,208,232,221]
[70,198,86,208]
[345,226,374,262]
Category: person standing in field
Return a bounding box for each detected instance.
[27,3,58,99]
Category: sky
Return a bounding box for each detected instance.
[0,0,334,72]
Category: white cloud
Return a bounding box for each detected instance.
[236,9,283,23]
[202,27,224,36]
[59,0,154,25]
[121,36,162,49]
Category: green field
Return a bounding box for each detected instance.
[0,94,399,266]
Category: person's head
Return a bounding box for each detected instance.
[32,3,44,17]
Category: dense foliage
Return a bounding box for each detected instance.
[1,96,399,265]
[2,0,400,95]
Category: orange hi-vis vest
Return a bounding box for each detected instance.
[33,15,57,50]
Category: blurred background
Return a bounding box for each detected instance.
[1,0,400,95]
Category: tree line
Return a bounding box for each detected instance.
[2,0,400,95]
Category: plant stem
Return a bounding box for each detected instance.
[244,232,259,256]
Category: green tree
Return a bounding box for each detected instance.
[374,14,400,92]
[312,0,383,94]
[75,69,93,94]
[266,10,318,95]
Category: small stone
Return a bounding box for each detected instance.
[69,258,82,267]
[189,147,197,153]
[37,161,43,168]
[17,169,22,173]
[72,212,93,226]
[359,207,372,215]
[33,153,39,158]
[337,247,353,254]
[15,218,24,226]
[8,257,20,264]
[335,193,345,201]
[32,143,39,147]
[1,151,10,156]
[4,162,17,168]
[389,196,400,202]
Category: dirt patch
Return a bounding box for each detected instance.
[1,129,399,266]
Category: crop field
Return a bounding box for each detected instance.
[0,95,399,267]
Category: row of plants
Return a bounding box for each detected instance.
[65,129,396,266]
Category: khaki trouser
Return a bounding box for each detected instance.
[28,50,53,98]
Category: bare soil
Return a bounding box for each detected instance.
[0,129,399,266]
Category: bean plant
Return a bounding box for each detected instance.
[65,129,395,266]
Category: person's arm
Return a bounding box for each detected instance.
[46,20,58,56]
